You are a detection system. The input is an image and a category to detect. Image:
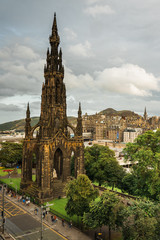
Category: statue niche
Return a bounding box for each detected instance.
[54,148,63,179]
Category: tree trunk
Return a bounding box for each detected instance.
[109,225,111,240]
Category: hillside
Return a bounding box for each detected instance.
[99,108,140,117]
[0,116,77,131]
[0,108,140,131]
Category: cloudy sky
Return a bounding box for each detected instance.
[1,0,160,123]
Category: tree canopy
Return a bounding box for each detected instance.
[84,144,125,187]
[0,142,23,167]
[65,174,98,217]
[121,200,160,240]
[83,190,124,240]
[123,130,160,200]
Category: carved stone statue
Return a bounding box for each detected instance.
[53,169,57,178]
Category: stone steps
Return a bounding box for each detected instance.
[25,183,39,198]
[53,179,66,198]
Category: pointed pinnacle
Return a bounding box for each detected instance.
[52,12,57,30]
[26,102,30,118]
[59,48,62,58]
[27,102,30,111]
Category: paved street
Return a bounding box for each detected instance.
[0,194,69,239]
[0,193,92,240]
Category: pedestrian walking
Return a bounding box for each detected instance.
[54,215,57,222]
[62,218,65,227]
[26,199,30,206]
[69,220,72,228]
[34,207,38,215]
[51,215,57,224]
[43,211,46,219]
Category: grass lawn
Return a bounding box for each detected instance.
[45,198,81,225]
[0,168,21,177]
[0,178,21,190]
[93,181,127,194]
[0,175,36,190]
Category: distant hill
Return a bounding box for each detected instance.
[99,108,140,117]
[0,108,140,131]
[0,116,77,131]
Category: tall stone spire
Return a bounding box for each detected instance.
[47,12,60,73]
[76,102,83,136]
[40,13,67,138]
[44,12,64,76]
[144,106,147,121]
[21,14,84,202]
[25,103,31,137]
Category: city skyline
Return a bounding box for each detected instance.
[1,0,160,123]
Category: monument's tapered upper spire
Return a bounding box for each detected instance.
[52,13,58,31]
[44,13,63,75]
[144,106,147,120]
[76,102,83,137]
[26,102,30,119]
[25,102,31,137]
[50,12,60,47]
[78,102,82,118]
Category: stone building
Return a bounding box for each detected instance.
[123,128,142,143]
[82,108,160,142]
[20,14,84,203]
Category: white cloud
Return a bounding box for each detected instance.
[0,103,21,112]
[64,64,160,97]
[95,64,159,96]
[68,41,94,58]
[84,4,115,17]
[64,65,95,90]
[85,0,104,5]
[108,57,124,66]
[64,28,77,40]
[0,44,44,98]
[12,44,39,60]
[67,95,76,102]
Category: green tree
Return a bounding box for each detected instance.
[85,144,125,187]
[121,173,137,195]
[83,190,124,240]
[123,130,160,200]
[65,174,98,218]
[121,201,159,240]
[0,142,23,167]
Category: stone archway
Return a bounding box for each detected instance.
[53,148,63,179]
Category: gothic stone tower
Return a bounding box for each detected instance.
[20,14,84,202]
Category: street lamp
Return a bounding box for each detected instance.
[1,184,5,234]
[40,202,53,240]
